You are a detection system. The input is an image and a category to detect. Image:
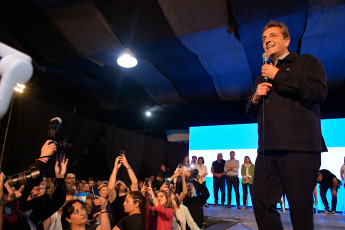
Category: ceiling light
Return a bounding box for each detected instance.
[117,48,138,68]
[145,111,151,117]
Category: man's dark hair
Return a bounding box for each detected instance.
[263,21,290,39]
[66,185,75,196]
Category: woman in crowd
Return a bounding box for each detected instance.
[61,197,111,230]
[108,154,138,226]
[91,184,112,222]
[193,157,210,207]
[240,156,254,209]
[113,191,144,230]
[142,183,174,230]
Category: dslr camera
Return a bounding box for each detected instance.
[5,117,71,189]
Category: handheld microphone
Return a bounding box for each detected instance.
[262,52,270,64]
[262,52,270,81]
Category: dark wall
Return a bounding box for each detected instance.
[0,95,188,184]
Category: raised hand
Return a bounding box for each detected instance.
[55,154,69,178]
[114,156,122,170]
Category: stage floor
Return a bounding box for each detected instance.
[203,206,345,230]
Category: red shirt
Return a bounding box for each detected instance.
[148,203,174,230]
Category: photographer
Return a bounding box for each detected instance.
[19,140,68,229]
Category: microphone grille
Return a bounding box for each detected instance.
[262,52,270,59]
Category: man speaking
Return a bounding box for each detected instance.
[246,21,328,230]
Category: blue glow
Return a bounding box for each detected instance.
[189,118,345,211]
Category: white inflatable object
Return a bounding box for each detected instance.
[0,42,33,119]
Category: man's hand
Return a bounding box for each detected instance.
[261,64,279,80]
[40,140,57,158]
[252,82,273,102]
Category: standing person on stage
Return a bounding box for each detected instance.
[211,153,226,207]
[241,156,255,209]
[246,21,327,230]
[224,151,240,209]
[194,157,210,207]
[340,157,345,187]
[317,169,340,216]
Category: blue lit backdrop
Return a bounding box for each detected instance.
[189,118,345,211]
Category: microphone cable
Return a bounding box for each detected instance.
[262,75,270,228]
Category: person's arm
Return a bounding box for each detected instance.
[183,205,200,230]
[341,166,345,181]
[178,171,187,203]
[212,164,220,178]
[119,154,138,192]
[147,183,159,207]
[241,165,246,177]
[0,172,4,230]
[170,168,183,182]
[40,155,68,223]
[313,186,318,205]
[108,156,122,203]
[233,161,239,172]
[95,196,111,230]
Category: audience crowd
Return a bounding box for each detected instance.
[0,141,343,230]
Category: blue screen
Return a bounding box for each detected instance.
[189,118,345,211]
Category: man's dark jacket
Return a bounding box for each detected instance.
[246,52,328,153]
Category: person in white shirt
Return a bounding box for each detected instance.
[194,157,210,207]
[224,151,240,209]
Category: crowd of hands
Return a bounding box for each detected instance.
[0,140,109,229]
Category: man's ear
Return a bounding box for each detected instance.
[285,37,290,48]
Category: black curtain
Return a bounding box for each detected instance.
[105,125,146,185]
[0,95,189,182]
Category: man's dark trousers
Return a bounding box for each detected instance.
[252,151,320,230]
[213,177,225,205]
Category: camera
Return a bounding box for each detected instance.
[5,117,71,189]
[6,166,41,189]
[47,117,72,153]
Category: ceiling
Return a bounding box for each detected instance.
[1,0,345,138]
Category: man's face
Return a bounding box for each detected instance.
[150,175,155,181]
[88,180,95,187]
[262,26,290,59]
[217,154,222,161]
[192,157,197,162]
[83,184,90,192]
[65,174,76,184]
[230,152,235,159]
[161,165,165,171]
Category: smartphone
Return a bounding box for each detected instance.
[119,150,125,156]
[165,177,171,189]
[144,178,150,186]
